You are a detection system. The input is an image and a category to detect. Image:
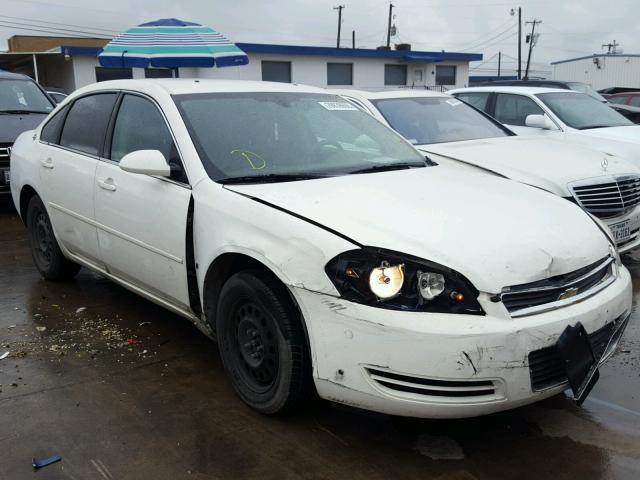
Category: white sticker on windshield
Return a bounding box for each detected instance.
[319,101,358,111]
[446,99,463,106]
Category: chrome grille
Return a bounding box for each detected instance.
[570,175,640,218]
[500,257,615,317]
[0,143,11,168]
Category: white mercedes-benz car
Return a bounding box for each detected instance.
[10,79,630,419]
[337,89,640,254]
[449,86,640,160]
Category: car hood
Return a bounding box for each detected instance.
[225,167,610,293]
[0,113,47,144]
[417,136,638,196]
[580,125,640,145]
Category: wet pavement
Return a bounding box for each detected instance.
[0,199,639,480]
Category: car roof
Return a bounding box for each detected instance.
[0,69,32,81]
[74,79,333,97]
[333,89,449,100]
[451,86,578,95]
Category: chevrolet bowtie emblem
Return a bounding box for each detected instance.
[601,157,609,172]
[558,287,579,301]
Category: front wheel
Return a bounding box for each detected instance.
[26,195,81,281]
[216,270,310,414]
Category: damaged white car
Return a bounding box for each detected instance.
[10,79,631,418]
[336,89,640,253]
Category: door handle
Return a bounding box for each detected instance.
[40,157,54,169]
[97,178,117,192]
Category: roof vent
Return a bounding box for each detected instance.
[395,43,411,51]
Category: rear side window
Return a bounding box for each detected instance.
[60,93,117,156]
[455,92,491,112]
[631,96,640,107]
[40,105,69,144]
[494,93,544,126]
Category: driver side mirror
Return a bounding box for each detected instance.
[119,150,171,177]
[525,114,556,130]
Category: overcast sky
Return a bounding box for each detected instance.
[1,0,638,75]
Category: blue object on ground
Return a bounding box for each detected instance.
[32,455,62,469]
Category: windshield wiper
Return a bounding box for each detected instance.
[218,173,330,184]
[0,109,50,115]
[348,162,427,175]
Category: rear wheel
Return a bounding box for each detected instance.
[216,270,309,414]
[26,195,80,281]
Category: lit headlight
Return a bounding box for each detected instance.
[325,247,484,314]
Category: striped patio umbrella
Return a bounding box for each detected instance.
[98,18,248,69]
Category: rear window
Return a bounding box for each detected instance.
[59,93,117,156]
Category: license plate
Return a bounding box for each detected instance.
[2,169,9,184]
[556,322,599,405]
[610,218,635,244]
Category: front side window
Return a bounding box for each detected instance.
[435,65,457,86]
[494,93,545,126]
[630,96,640,107]
[174,93,426,182]
[455,92,491,112]
[59,93,117,156]
[537,92,633,129]
[372,96,509,145]
[262,61,292,83]
[110,94,174,163]
[0,78,54,114]
[609,96,628,105]
[327,63,353,86]
[384,64,407,86]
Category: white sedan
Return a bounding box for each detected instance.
[449,86,640,163]
[337,89,640,254]
[10,79,631,418]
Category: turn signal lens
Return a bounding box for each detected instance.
[369,262,405,299]
[451,291,465,302]
[417,271,445,300]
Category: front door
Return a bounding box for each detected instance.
[94,93,191,308]
[39,93,118,266]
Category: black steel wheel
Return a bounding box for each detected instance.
[216,270,310,414]
[26,195,80,281]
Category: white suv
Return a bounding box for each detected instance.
[10,79,630,418]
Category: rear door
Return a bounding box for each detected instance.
[39,93,118,266]
[94,93,192,308]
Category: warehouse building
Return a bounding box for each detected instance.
[552,53,640,90]
[1,35,481,94]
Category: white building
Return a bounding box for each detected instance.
[552,53,640,90]
[0,37,482,93]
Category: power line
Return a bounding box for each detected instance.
[0,21,111,39]
[0,18,113,38]
[458,23,517,52]
[0,14,120,34]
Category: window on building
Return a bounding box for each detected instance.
[435,65,457,86]
[59,93,118,156]
[95,67,133,82]
[494,93,545,126]
[262,61,292,83]
[384,64,407,86]
[327,63,353,85]
[145,68,173,79]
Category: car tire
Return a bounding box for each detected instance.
[26,195,81,281]
[216,270,310,414]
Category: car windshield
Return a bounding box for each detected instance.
[371,96,509,145]
[0,78,54,113]
[537,92,633,129]
[565,82,608,102]
[174,92,428,182]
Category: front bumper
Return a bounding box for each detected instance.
[292,265,632,419]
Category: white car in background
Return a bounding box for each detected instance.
[337,89,640,254]
[10,79,630,419]
[449,86,640,161]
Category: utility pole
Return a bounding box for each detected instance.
[334,5,345,48]
[601,40,620,54]
[510,7,522,79]
[498,51,501,78]
[352,30,355,49]
[386,3,395,48]
[524,19,541,79]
